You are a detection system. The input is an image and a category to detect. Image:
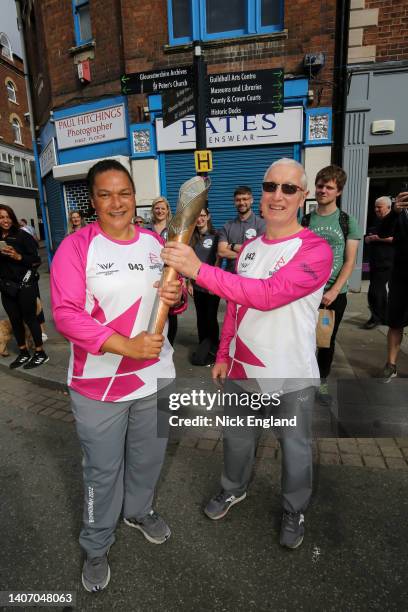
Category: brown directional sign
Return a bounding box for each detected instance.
[162,87,195,128]
[121,66,194,96]
[208,68,284,116]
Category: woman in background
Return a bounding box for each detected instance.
[0,204,48,369]
[67,210,87,234]
[188,208,220,365]
[145,196,171,239]
[146,196,178,346]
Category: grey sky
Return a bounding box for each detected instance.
[1,0,23,58]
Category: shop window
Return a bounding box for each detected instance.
[72,0,92,46]
[11,118,22,144]
[6,80,17,103]
[167,0,283,44]
[0,33,12,60]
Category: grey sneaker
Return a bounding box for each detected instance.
[82,553,111,592]
[316,382,332,406]
[204,490,247,520]
[280,511,305,549]
[124,510,171,544]
[380,362,397,383]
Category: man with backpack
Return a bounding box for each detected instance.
[301,165,362,406]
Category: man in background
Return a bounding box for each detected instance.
[19,218,38,241]
[301,165,362,406]
[363,196,396,329]
[218,186,265,272]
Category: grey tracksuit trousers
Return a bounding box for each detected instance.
[220,386,314,513]
[70,389,167,557]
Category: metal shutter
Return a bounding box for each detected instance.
[44,174,66,253]
[163,145,294,229]
[65,181,96,223]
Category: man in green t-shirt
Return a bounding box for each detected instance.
[303,165,362,405]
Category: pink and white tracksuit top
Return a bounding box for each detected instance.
[51,222,181,403]
[195,228,333,381]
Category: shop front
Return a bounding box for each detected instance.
[38,95,130,256]
[344,65,408,289]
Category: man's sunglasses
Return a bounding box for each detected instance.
[262,182,304,195]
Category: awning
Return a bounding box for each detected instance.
[52,155,130,181]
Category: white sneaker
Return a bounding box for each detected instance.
[41,333,48,342]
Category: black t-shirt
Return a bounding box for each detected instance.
[367,213,397,267]
[0,227,40,283]
[389,209,408,261]
[192,230,218,293]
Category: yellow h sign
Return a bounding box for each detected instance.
[194,150,213,172]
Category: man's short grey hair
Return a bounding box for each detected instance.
[263,158,308,190]
[375,196,392,208]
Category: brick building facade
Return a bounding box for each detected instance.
[20,0,341,253]
[0,19,39,235]
[343,0,408,288]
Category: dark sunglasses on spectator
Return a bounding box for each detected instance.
[262,182,304,195]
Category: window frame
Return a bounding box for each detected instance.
[11,118,23,144]
[167,0,283,45]
[72,0,93,47]
[0,33,13,60]
[6,80,17,103]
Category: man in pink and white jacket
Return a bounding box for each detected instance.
[162,158,333,550]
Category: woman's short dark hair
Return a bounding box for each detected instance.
[0,204,20,231]
[87,159,135,196]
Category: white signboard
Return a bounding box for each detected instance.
[55,104,126,150]
[39,138,57,177]
[156,107,303,151]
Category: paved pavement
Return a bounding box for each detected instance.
[1,394,407,611]
[1,259,408,609]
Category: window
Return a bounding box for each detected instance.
[73,0,92,46]
[168,0,282,44]
[0,154,13,185]
[0,150,36,188]
[0,33,12,60]
[12,118,22,144]
[14,156,25,186]
[6,80,17,103]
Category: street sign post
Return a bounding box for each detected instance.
[162,87,195,128]
[208,68,284,117]
[121,66,194,95]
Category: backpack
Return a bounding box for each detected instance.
[301,209,349,240]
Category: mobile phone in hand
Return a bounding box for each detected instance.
[0,240,8,250]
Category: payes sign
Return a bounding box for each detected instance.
[155,107,303,151]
